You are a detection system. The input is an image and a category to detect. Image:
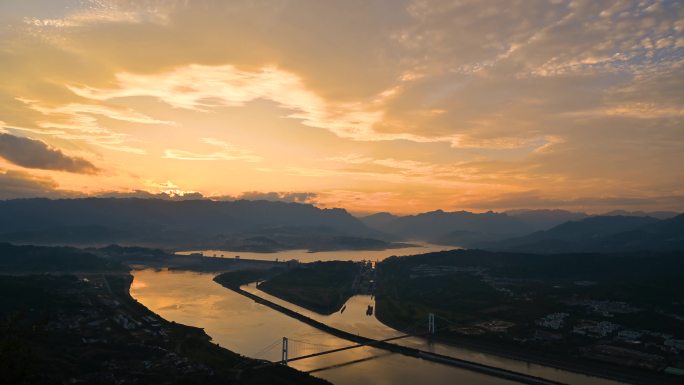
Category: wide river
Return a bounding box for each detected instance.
[132,246,627,385]
[176,242,450,263]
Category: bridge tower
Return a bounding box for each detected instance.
[428,313,436,335]
[282,337,289,365]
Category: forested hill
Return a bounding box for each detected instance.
[0,198,388,250]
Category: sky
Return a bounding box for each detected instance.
[0,0,683,214]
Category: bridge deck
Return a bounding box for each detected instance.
[227,285,566,385]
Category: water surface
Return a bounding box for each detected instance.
[177,242,449,263]
[131,269,625,385]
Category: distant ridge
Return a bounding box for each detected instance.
[359,209,594,247]
[359,208,683,250]
[359,212,400,230]
[599,210,679,220]
[0,198,393,251]
[480,214,684,253]
[503,209,589,231]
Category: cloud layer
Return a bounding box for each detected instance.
[0,0,682,213]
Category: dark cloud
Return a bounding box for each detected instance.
[0,133,99,174]
[217,191,318,203]
[107,190,320,204]
[0,169,81,199]
[97,190,206,201]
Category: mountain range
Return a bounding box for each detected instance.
[1,198,681,253]
[0,198,391,251]
[359,209,680,249]
[361,210,532,246]
[482,214,684,253]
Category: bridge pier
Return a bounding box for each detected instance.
[428,313,436,336]
[282,337,289,365]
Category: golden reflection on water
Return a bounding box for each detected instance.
[176,242,451,263]
[130,269,520,385]
[131,269,624,385]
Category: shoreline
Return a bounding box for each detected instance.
[226,278,678,385]
[373,309,680,385]
[214,278,574,385]
[175,242,423,256]
[117,272,331,384]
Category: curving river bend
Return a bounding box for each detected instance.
[130,267,626,385]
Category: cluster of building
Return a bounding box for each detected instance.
[39,274,220,381]
[535,312,568,330]
[572,320,621,338]
[531,309,684,375]
[564,299,640,317]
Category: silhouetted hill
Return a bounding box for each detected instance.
[481,215,684,253]
[359,209,603,246]
[0,242,128,273]
[596,213,684,252]
[0,244,328,385]
[360,210,532,246]
[600,210,679,220]
[504,209,589,231]
[0,198,390,250]
[358,212,400,229]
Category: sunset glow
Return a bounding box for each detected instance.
[1,0,683,213]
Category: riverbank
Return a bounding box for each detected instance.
[175,241,449,263]
[257,261,361,314]
[374,308,678,385]
[213,279,574,385]
[0,272,331,385]
[0,243,330,385]
[373,249,684,385]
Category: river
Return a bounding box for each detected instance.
[130,268,626,385]
[176,242,450,263]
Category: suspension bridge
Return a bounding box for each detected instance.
[229,284,568,385]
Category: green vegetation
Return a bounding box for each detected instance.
[0,198,394,252]
[375,249,684,383]
[0,242,128,273]
[257,261,361,314]
[0,244,329,385]
[95,244,280,273]
[0,274,328,385]
[377,271,508,328]
[213,267,285,288]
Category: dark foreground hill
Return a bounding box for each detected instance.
[0,243,328,385]
[0,198,398,251]
[375,249,684,384]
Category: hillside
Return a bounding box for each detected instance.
[482,215,684,253]
[360,210,533,246]
[0,244,328,385]
[504,209,590,231]
[0,198,392,251]
[375,249,684,385]
[358,209,606,247]
[0,242,129,273]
